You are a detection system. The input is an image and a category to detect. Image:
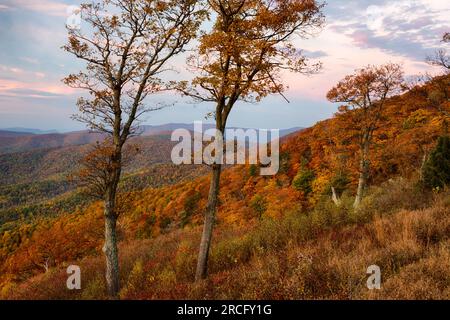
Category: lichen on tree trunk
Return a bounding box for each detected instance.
[103,182,120,299]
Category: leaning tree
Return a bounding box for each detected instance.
[178,0,325,281]
[327,63,404,208]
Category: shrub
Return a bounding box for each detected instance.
[249,194,267,219]
[248,164,258,177]
[159,216,172,231]
[120,259,146,298]
[81,276,105,300]
[174,241,197,281]
[310,193,354,228]
[278,152,291,174]
[292,168,315,195]
[359,177,431,217]
[210,237,253,273]
[422,136,450,190]
[323,171,350,197]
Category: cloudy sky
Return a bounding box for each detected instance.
[0,0,449,132]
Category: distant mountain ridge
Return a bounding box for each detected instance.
[0,124,304,154]
[140,123,303,137]
[0,130,32,137]
[0,134,181,186]
[1,127,59,135]
[0,130,106,154]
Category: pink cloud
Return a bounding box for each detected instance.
[0,78,78,98]
[350,31,370,48]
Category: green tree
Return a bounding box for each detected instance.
[279,152,291,174]
[249,194,267,219]
[292,168,315,195]
[325,171,350,196]
[249,164,258,177]
[422,136,450,189]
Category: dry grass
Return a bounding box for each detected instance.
[3,179,450,300]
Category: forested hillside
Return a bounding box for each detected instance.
[1,74,448,299]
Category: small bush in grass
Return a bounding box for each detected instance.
[310,193,354,229]
[210,237,253,273]
[210,210,314,275]
[0,280,16,299]
[247,217,287,250]
[174,241,197,281]
[156,267,176,289]
[283,212,313,243]
[422,136,450,190]
[120,259,146,298]
[81,275,105,300]
[358,177,431,218]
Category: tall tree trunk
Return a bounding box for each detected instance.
[354,137,370,208]
[103,193,120,299]
[195,163,221,281]
[103,150,121,299]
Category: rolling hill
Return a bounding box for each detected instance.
[0,131,105,155]
[0,74,448,299]
[0,124,303,154]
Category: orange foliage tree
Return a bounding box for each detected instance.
[178,0,324,280]
[62,0,205,298]
[327,63,405,208]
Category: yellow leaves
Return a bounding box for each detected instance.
[430,115,446,129]
[155,0,169,12]
[327,63,404,108]
[0,278,16,300]
[403,109,433,129]
[186,0,324,105]
[67,35,89,56]
[110,15,119,28]
[62,74,80,87]
[309,174,330,205]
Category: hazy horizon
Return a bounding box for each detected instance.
[0,122,305,134]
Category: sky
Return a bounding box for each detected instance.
[0,0,449,132]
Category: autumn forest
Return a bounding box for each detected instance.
[0,0,450,302]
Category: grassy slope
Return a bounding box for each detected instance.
[3,179,449,299]
[1,76,449,299]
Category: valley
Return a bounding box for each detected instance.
[0,75,449,299]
